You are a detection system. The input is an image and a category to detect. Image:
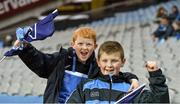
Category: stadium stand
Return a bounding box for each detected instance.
[0,0,180,103]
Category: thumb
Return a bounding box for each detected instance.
[13,40,21,48]
[128,84,133,92]
[128,79,139,92]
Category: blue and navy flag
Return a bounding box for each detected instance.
[24,9,59,42]
[115,83,146,104]
[0,9,59,62]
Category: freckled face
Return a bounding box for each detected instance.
[71,36,97,64]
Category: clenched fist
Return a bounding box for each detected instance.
[145,61,159,72]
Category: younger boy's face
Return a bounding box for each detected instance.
[160,18,168,25]
[71,36,97,64]
[97,52,125,75]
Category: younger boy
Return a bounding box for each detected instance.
[66,41,169,103]
[14,27,139,103]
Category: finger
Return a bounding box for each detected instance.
[146,64,155,69]
[13,40,21,47]
[128,84,133,92]
[145,61,155,69]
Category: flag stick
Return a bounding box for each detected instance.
[52,9,58,13]
[0,56,6,63]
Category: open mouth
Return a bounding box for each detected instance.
[80,51,88,56]
[105,69,114,73]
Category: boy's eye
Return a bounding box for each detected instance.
[78,43,83,46]
[86,43,92,47]
[102,59,107,63]
[112,59,118,62]
[112,60,119,63]
[77,43,93,47]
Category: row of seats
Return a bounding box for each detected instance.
[0,0,180,103]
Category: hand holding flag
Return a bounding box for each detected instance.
[115,83,146,104]
[0,9,59,63]
[0,27,31,63]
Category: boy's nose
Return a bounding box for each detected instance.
[82,44,88,49]
[106,62,113,67]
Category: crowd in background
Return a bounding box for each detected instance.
[152,5,180,43]
[0,35,14,48]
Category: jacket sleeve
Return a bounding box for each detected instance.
[66,82,85,103]
[134,69,169,103]
[123,72,139,83]
[164,25,174,39]
[18,43,66,78]
[153,26,160,36]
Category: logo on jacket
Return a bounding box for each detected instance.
[90,91,99,98]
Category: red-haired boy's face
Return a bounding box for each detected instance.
[71,36,97,64]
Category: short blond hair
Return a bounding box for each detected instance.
[98,41,124,60]
[72,27,96,43]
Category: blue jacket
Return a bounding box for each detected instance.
[67,69,169,103]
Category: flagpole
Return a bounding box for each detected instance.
[52,9,58,14]
[0,56,6,63]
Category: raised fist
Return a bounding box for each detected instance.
[145,61,159,72]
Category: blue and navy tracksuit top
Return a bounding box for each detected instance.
[66,72,131,104]
[67,70,170,103]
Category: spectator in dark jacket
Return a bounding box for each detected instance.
[152,15,174,42]
[13,27,139,103]
[154,6,168,24]
[172,20,180,40]
[170,5,180,40]
[169,5,179,23]
[66,41,169,103]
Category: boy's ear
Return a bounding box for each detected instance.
[71,41,75,47]
[95,44,98,49]
[96,59,101,67]
[121,58,126,67]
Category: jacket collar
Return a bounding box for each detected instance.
[98,71,129,83]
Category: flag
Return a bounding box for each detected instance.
[115,83,146,104]
[0,9,59,62]
[24,9,59,42]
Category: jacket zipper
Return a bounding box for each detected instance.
[109,74,113,104]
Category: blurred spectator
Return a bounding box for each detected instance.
[154,6,168,24]
[0,39,4,48]
[169,5,179,23]
[172,20,180,40]
[175,12,180,21]
[3,35,13,47]
[168,5,180,40]
[152,15,174,43]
